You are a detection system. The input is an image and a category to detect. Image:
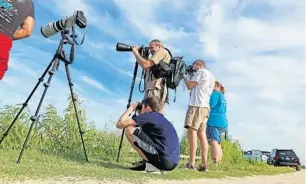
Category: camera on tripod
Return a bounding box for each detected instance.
[41,10,87,38]
[116,42,150,58]
[0,10,89,164]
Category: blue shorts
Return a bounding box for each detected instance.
[206,126,227,144]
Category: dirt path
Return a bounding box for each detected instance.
[4,171,305,184]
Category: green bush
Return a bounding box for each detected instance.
[0,94,132,162]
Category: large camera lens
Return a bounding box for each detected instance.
[40,10,87,38]
[116,42,132,51]
[41,20,66,38]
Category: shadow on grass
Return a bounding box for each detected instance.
[91,160,129,170]
[39,149,133,170]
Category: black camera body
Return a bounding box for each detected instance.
[75,11,87,28]
[185,65,195,74]
[116,42,150,58]
[136,103,142,111]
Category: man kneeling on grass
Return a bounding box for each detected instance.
[116,96,180,173]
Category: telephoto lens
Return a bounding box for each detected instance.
[116,42,132,51]
[41,10,87,38]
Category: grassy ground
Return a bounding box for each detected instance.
[0,149,294,184]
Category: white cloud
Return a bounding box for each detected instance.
[80,76,110,93]
[196,0,224,59]
[113,0,192,52]
[233,17,304,53]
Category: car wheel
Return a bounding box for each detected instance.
[296,166,301,171]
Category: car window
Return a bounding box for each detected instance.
[277,150,297,157]
[252,150,262,155]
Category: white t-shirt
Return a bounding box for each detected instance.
[189,68,215,108]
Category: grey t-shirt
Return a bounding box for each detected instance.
[0,0,35,40]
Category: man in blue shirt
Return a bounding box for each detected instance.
[116,96,180,173]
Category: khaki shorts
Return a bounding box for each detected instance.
[184,106,209,131]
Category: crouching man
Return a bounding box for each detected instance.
[116,96,180,173]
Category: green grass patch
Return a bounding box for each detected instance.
[0,95,295,183]
[0,149,294,184]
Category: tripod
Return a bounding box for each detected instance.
[116,47,150,162]
[0,29,88,164]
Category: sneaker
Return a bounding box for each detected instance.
[198,165,209,172]
[145,163,166,174]
[132,160,145,166]
[185,163,196,170]
[129,160,146,171]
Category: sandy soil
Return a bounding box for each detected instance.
[3,171,305,184]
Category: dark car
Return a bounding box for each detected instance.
[267,149,301,171]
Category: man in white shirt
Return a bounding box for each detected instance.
[183,59,215,172]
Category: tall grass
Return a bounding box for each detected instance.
[179,130,268,168]
[0,94,132,162]
[0,94,271,167]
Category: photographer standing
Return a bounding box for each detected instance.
[116,96,180,173]
[183,59,215,172]
[206,81,228,164]
[0,0,35,80]
[131,39,171,113]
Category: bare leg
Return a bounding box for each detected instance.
[125,126,148,161]
[210,140,222,163]
[219,146,223,163]
[209,140,218,162]
[197,127,209,167]
[187,128,197,166]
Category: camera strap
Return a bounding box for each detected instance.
[138,69,145,93]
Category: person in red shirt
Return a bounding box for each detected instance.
[0,0,35,80]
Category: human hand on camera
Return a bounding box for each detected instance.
[189,72,194,78]
[128,102,139,111]
[131,45,139,53]
[183,74,188,80]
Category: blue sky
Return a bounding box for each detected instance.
[0,0,305,164]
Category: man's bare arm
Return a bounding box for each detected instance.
[183,75,198,90]
[116,105,137,129]
[13,16,35,40]
[132,50,154,69]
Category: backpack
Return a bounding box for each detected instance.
[150,49,186,102]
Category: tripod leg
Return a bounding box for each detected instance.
[116,129,125,162]
[64,63,88,162]
[0,58,55,145]
[116,62,139,162]
[16,59,60,164]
